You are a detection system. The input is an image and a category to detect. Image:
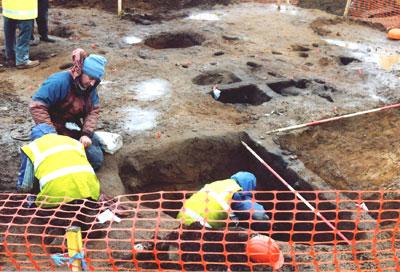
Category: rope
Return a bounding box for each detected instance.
[51,252,87,270]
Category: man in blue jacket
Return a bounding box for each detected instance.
[29,49,107,170]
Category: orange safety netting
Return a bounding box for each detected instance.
[0,191,399,271]
[348,0,400,29]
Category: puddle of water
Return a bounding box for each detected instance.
[277,5,300,16]
[129,78,171,101]
[323,39,366,51]
[188,12,221,21]
[122,107,158,132]
[123,36,143,45]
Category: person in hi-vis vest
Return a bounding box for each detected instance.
[177,171,269,229]
[17,124,100,207]
[2,0,40,69]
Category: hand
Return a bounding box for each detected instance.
[79,135,92,148]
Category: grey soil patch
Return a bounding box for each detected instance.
[50,25,74,38]
[144,31,206,49]
[309,17,344,36]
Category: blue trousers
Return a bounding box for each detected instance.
[85,134,104,171]
[3,17,33,65]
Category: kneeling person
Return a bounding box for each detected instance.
[177,171,268,229]
[17,124,100,207]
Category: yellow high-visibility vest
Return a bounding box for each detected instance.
[22,134,100,207]
[2,0,38,20]
[177,179,242,228]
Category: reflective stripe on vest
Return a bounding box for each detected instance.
[30,142,86,171]
[184,208,212,228]
[2,8,37,18]
[2,0,38,20]
[200,181,242,211]
[39,165,95,190]
[199,188,230,211]
[179,179,242,228]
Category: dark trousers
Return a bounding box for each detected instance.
[33,0,49,39]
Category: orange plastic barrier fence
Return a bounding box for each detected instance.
[347,0,400,29]
[0,191,399,271]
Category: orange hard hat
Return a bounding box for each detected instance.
[387,28,400,40]
[247,235,284,270]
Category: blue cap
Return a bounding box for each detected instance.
[231,171,256,191]
[82,55,107,80]
[31,124,56,141]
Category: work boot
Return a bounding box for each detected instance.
[40,36,56,43]
[16,60,40,69]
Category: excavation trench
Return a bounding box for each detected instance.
[211,84,271,105]
[118,132,356,244]
[267,78,338,102]
[144,31,205,49]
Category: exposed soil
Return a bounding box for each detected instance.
[279,110,400,191]
[298,0,347,15]
[1,0,400,270]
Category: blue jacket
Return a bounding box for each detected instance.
[230,172,266,219]
[30,71,100,139]
[32,71,99,106]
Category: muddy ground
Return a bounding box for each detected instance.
[1,0,400,270]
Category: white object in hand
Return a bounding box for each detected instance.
[65,122,81,131]
[94,131,123,154]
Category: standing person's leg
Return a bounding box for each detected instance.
[3,17,17,66]
[16,20,40,69]
[85,133,104,170]
[38,0,54,42]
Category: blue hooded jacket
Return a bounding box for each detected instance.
[230,171,266,217]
